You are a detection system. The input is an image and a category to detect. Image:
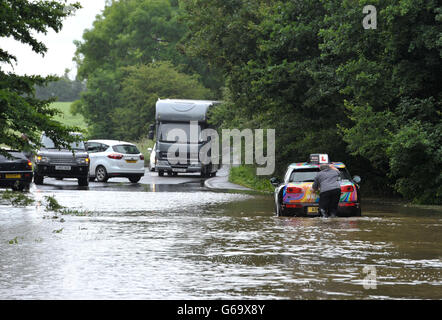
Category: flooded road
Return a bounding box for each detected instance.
[0,174,441,299]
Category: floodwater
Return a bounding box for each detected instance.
[0,180,441,299]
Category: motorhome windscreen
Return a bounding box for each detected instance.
[159,123,202,143]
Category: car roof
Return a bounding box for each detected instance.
[289,162,346,169]
[87,139,135,146]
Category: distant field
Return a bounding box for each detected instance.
[51,102,88,131]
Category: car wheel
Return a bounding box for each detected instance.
[95,166,108,182]
[275,193,287,217]
[78,177,89,187]
[275,202,282,216]
[129,176,141,183]
[34,174,44,185]
[158,170,164,177]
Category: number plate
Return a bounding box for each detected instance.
[5,174,21,179]
[307,207,319,214]
[126,160,137,163]
[172,168,186,173]
[55,166,71,171]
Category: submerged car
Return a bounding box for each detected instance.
[271,154,362,217]
[86,140,145,183]
[0,150,33,191]
[34,132,90,186]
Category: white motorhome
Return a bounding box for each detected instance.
[149,99,220,177]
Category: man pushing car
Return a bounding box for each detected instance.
[312,164,341,218]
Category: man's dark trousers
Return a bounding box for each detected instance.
[319,188,341,217]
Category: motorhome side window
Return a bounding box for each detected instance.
[158,122,202,143]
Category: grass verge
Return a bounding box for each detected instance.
[228,165,274,193]
[50,101,88,131]
[132,138,155,167]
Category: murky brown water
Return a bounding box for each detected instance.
[0,183,441,299]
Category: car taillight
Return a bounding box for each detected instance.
[339,202,358,207]
[140,154,145,160]
[287,187,303,193]
[341,185,354,193]
[108,153,123,160]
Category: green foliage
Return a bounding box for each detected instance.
[182,0,441,203]
[183,0,349,175]
[8,237,19,245]
[325,1,442,203]
[1,190,34,207]
[44,195,63,212]
[74,61,211,140]
[114,61,211,140]
[133,137,155,167]
[74,0,222,141]
[0,0,83,155]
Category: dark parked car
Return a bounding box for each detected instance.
[0,150,33,191]
[34,132,90,186]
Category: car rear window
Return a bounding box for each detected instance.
[289,169,319,182]
[0,151,25,161]
[112,145,140,154]
[289,168,352,182]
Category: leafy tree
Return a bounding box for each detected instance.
[0,0,82,155]
[322,0,441,203]
[183,0,349,172]
[70,67,121,139]
[74,0,222,140]
[182,0,441,203]
[112,61,211,140]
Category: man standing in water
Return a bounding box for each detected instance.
[312,164,341,218]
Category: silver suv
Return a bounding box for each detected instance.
[34,132,90,186]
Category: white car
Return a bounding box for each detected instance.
[86,140,145,183]
[148,143,156,172]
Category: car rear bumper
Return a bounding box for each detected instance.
[0,171,33,186]
[281,202,361,217]
[106,171,145,179]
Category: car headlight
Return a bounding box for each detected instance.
[76,157,90,165]
[35,155,49,163]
